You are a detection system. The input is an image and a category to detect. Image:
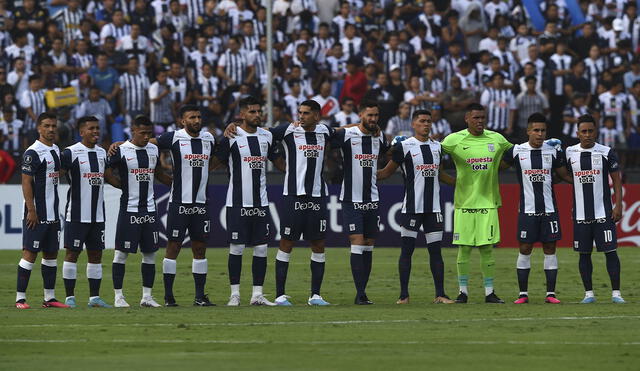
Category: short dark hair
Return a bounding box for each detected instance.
[525,75,537,83]
[178,105,200,118]
[527,113,547,126]
[577,114,597,129]
[37,112,57,127]
[300,100,321,112]
[466,103,485,112]
[239,96,261,110]
[132,115,153,127]
[29,74,41,83]
[359,100,379,111]
[77,116,99,129]
[412,109,431,120]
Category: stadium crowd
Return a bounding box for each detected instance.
[1,0,640,183]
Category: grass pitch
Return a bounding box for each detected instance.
[0,247,639,370]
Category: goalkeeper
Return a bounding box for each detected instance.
[441,103,513,303]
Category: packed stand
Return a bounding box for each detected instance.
[1,0,640,183]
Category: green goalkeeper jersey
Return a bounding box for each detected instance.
[441,129,513,209]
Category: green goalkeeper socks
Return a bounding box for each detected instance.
[479,245,495,292]
[457,246,471,292]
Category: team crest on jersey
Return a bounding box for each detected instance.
[260,142,268,152]
[283,227,291,235]
[520,231,527,239]
[349,224,356,231]
[33,241,40,249]
[409,219,416,227]
[24,155,32,164]
[232,232,238,240]
[573,241,579,250]
[73,239,81,247]
[124,241,131,249]
[453,233,459,241]
[172,230,179,237]
[593,157,602,165]
[543,154,552,164]
[487,143,495,152]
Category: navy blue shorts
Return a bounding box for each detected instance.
[115,211,159,253]
[280,196,328,241]
[226,207,271,246]
[517,213,562,243]
[573,218,617,253]
[401,212,444,234]
[342,202,380,238]
[166,202,211,243]
[23,221,60,253]
[64,222,105,251]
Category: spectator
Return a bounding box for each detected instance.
[340,57,367,107]
[312,81,340,125]
[149,68,175,131]
[217,36,252,89]
[430,106,452,141]
[116,23,154,74]
[480,72,516,135]
[600,116,621,148]
[284,79,306,122]
[0,146,16,183]
[459,2,487,55]
[118,57,150,122]
[404,76,431,116]
[19,74,46,141]
[599,80,630,135]
[8,59,34,106]
[624,58,640,90]
[0,108,23,156]
[516,76,550,141]
[333,97,359,127]
[76,86,113,143]
[441,75,475,130]
[100,9,131,45]
[385,102,412,139]
[562,93,590,145]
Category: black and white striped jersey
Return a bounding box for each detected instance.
[217,49,250,87]
[189,49,218,80]
[119,72,150,112]
[99,23,131,44]
[382,49,408,78]
[61,143,107,223]
[19,89,47,131]
[249,49,268,85]
[216,127,276,208]
[504,142,563,214]
[598,91,629,132]
[22,140,60,222]
[271,123,332,197]
[180,0,204,27]
[60,7,84,45]
[480,88,516,132]
[562,104,589,138]
[332,126,389,203]
[157,129,215,204]
[566,143,619,221]
[195,75,219,107]
[167,76,189,104]
[108,141,159,213]
[392,137,442,214]
[583,57,605,94]
[548,53,572,96]
[437,55,463,90]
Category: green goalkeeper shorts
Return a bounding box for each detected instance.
[452,208,500,246]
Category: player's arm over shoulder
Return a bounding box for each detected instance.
[440,131,462,154]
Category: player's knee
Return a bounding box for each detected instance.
[279,239,294,253]
[229,244,245,256]
[519,244,533,255]
[310,240,325,253]
[142,252,156,265]
[253,244,268,258]
[42,251,58,260]
[87,250,102,264]
[165,242,181,259]
[65,250,80,263]
[349,234,365,246]
[192,244,206,259]
[113,250,128,264]
[21,250,37,263]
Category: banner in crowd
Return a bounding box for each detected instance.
[0,184,639,249]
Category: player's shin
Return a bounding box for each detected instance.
[142,252,156,298]
[362,246,373,289]
[605,250,621,293]
[310,252,325,296]
[86,263,102,299]
[578,253,594,294]
[350,245,366,297]
[228,244,244,296]
[162,258,177,299]
[41,259,58,301]
[16,259,34,302]
[275,249,290,298]
[192,258,208,299]
[62,261,77,298]
[427,241,445,298]
[252,244,268,296]
[478,245,495,295]
[456,246,471,294]
[543,253,558,295]
[399,232,417,299]
[516,252,531,296]
[112,250,128,297]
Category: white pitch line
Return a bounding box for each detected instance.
[4,315,640,328]
[0,339,639,346]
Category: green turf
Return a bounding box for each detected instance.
[0,247,639,370]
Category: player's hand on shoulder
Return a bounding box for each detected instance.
[292,120,301,127]
[391,135,408,146]
[544,138,562,151]
[107,141,124,156]
[224,122,240,138]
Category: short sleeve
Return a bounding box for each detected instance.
[607,149,620,173]
[21,150,41,176]
[380,134,390,154]
[502,146,515,166]
[552,149,565,168]
[107,147,122,167]
[391,142,404,164]
[149,83,159,99]
[480,90,489,106]
[499,134,513,152]
[19,92,31,109]
[330,128,346,149]
[270,123,289,141]
[156,131,174,150]
[215,137,231,163]
[440,133,456,154]
[267,141,280,161]
[60,148,73,170]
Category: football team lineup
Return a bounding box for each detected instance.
[12,98,627,309]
